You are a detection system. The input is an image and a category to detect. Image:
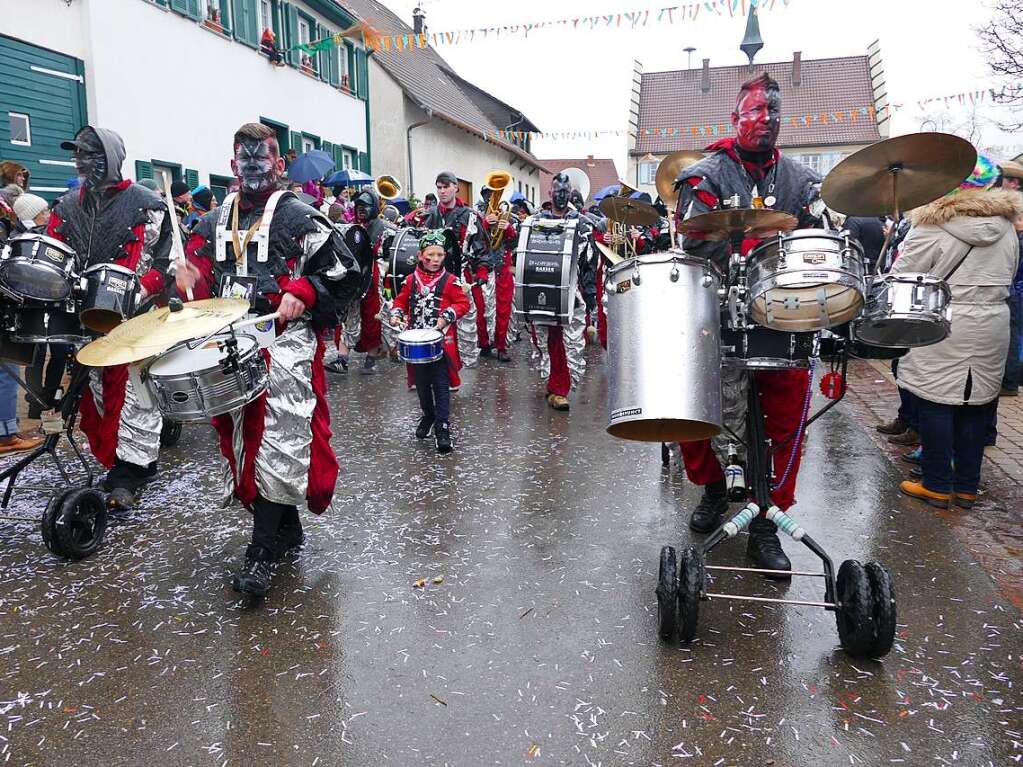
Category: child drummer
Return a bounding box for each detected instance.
[389,230,470,453]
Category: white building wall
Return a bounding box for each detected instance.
[0,0,90,60]
[367,58,410,185]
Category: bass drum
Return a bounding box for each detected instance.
[334,223,373,299]
[513,216,581,326]
[606,251,721,442]
[387,227,424,298]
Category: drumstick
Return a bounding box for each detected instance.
[232,311,281,330]
[160,176,194,301]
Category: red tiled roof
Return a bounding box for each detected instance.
[539,158,620,202]
[633,55,882,155]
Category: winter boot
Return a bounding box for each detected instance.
[233,544,275,597]
[746,517,791,578]
[688,490,729,533]
[435,421,452,454]
[415,415,435,440]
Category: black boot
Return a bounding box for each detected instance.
[102,460,157,510]
[415,414,435,439]
[276,508,304,556]
[479,346,492,358]
[497,349,512,363]
[746,517,791,579]
[435,421,452,453]
[233,544,274,596]
[688,489,728,533]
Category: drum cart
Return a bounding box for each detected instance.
[656,340,897,658]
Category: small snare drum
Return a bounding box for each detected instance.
[80,263,140,334]
[9,307,89,346]
[397,328,444,364]
[0,232,78,303]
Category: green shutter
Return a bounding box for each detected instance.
[358,151,369,174]
[327,39,340,86]
[231,0,258,47]
[170,0,188,14]
[135,160,154,181]
[316,26,328,80]
[321,141,333,161]
[285,3,300,66]
[186,0,201,19]
[185,169,200,189]
[218,0,232,33]
[333,145,343,169]
[289,131,303,154]
[355,48,368,100]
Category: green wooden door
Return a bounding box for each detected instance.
[0,34,87,201]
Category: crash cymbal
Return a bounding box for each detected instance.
[655,150,706,206]
[598,196,659,227]
[821,132,977,216]
[678,208,797,241]
[76,298,250,367]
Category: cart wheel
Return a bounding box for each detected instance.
[160,418,182,448]
[677,545,704,643]
[53,488,108,560]
[836,560,875,658]
[41,489,74,558]
[865,562,897,658]
[656,546,678,640]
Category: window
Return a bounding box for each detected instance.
[259,0,272,32]
[153,165,175,193]
[338,43,352,89]
[638,161,657,185]
[298,16,310,44]
[301,136,316,154]
[8,113,30,146]
[342,151,354,169]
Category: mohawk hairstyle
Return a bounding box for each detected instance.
[736,73,781,110]
[232,122,279,155]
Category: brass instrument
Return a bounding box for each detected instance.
[376,174,402,201]
[483,169,512,250]
[604,178,638,255]
[654,151,705,245]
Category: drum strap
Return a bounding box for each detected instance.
[942,244,975,283]
[230,200,262,276]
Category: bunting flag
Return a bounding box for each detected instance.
[290,0,793,54]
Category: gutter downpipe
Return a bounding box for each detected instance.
[407,105,434,199]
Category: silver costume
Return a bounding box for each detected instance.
[88,369,162,468]
[529,289,587,389]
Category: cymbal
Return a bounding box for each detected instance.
[678,208,797,241]
[821,132,977,216]
[655,150,706,206]
[76,298,250,367]
[598,196,659,226]
[593,238,626,266]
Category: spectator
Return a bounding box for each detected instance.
[843,215,886,273]
[0,161,29,190]
[896,157,1022,510]
[183,185,215,230]
[13,193,49,233]
[284,148,297,169]
[0,184,24,245]
[170,180,191,223]
[327,203,345,224]
[260,28,285,66]
[998,160,1023,396]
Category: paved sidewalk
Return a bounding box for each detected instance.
[846,358,1023,610]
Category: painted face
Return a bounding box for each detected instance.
[355,202,372,223]
[733,84,781,153]
[551,175,571,211]
[570,190,584,210]
[231,138,282,194]
[419,244,445,272]
[436,181,457,207]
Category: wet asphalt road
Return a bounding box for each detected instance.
[1,343,1022,767]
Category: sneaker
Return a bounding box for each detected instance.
[0,433,44,455]
[546,393,570,411]
[876,417,908,435]
[497,349,512,363]
[746,517,791,578]
[415,415,434,440]
[888,429,920,446]
[232,544,275,597]
[435,421,452,454]
[360,355,377,375]
[899,480,951,509]
[901,447,922,464]
[325,356,348,374]
[909,466,922,479]
[952,491,977,509]
[688,491,728,533]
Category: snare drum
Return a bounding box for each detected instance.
[80,263,140,334]
[721,326,816,369]
[0,233,78,302]
[854,273,951,348]
[9,307,89,345]
[747,230,865,332]
[145,333,268,422]
[397,328,444,364]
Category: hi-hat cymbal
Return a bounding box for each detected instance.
[598,196,659,226]
[77,298,251,367]
[821,132,977,216]
[655,150,706,206]
[678,208,797,241]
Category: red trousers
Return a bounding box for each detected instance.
[680,369,810,511]
[546,326,571,397]
[356,261,382,353]
[471,282,490,348]
[494,252,514,351]
[595,257,607,350]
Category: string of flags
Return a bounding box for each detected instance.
[902,83,1023,112]
[292,0,792,55]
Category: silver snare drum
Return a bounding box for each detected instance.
[145,333,268,422]
[854,272,951,348]
[606,251,721,443]
[747,230,865,332]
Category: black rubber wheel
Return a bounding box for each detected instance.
[865,562,897,658]
[677,545,704,643]
[41,489,74,558]
[53,488,108,560]
[656,546,678,640]
[160,418,182,448]
[836,559,875,658]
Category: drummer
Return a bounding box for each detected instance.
[389,230,470,453]
[674,73,822,577]
[48,125,174,509]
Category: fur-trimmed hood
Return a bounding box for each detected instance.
[911,188,1023,248]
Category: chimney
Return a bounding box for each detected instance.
[586,154,595,167]
[413,5,426,35]
[792,51,802,87]
[701,58,710,94]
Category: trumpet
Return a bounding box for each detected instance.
[484,169,512,250]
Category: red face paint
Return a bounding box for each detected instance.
[733,85,780,153]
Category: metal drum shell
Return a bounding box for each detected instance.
[854,272,951,348]
[606,251,722,442]
[145,333,268,422]
[747,230,865,332]
[79,263,140,334]
[397,328,445,364]
[513,216,580,326]
[10,307,89,346]
[0,233,78,303]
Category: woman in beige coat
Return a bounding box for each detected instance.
[895,176,1022,509]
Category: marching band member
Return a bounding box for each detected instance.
[478,185,517,362]
[177,122,361,598]
[48,126,173,509]
[389,230,471,453]
[423,171,490,371]
[528,172,594,411]
[675,73,822,576]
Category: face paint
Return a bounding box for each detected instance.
[355,203,371,224]
[233,138,280,193]
[733,85,781,153]
[551,177,571,211]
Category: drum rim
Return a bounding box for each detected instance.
[398,328,444,344]
[82,262,138,278]
[607,251,722,280]
[750,228,866,251]
[148,332,260,376]
[5,232,76,254]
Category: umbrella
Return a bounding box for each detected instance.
[324,168,374,187]
[287,150,334,183]
[593,184,621,201]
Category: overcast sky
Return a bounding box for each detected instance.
[377,0,1018,174]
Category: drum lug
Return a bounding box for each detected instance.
[670,267,680,283]
[632,268,642,286]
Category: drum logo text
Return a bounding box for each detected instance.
[616,281,632,294]
[44,247,64,263]
[801,252,827,265]
[610,406,642,421]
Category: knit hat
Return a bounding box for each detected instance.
[192,185,214,211]
[435,171,457,186]
[170,180,190,199]
[138,178,160,193]
[13,193,48,224]
[958,154,999,191]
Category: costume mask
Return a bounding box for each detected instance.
[733,81,781,153]
[551,174,571,211]
[233,138,280,194]
[73,130,108,190]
